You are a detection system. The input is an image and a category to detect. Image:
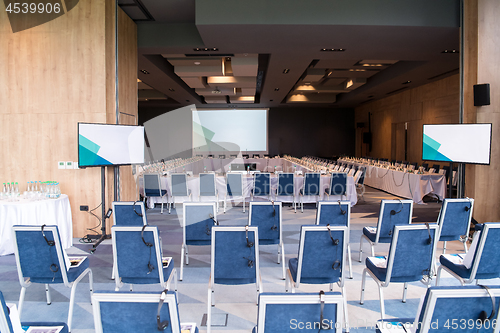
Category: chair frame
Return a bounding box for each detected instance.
[169,173,192,213]
[255,292,344,333]
[199,172,219,212]
[316,201,353,279]
[300,172,322,213]
[248,201,285,279]
[224,172,246,213]
[276,172,296,213]
[436,198,474,254]
[358,199,414,262]
[252,172,272,201]
[181,202,217,281]
[11,225,93,332]
[207,226,262,333]
[111,225,177,292]
[360,224,439,319]
[143,173,168,214]
[436,223,500,286]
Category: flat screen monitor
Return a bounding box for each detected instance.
[422,124,492,164]
[78,123,145,168]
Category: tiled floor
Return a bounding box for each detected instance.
[0,187,471,332]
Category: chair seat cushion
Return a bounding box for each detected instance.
[214,277,256,285]
[121,259,175,285]
[366,257,422,283]
[31,257,90,284]
[22,322,69,333]
[145,189,167,197]
[288,258,339,284]
[259,239,279,245]
[362,227,392,243]
[186,240,211,246]
[439,254,471,279]
[439,235,463,241]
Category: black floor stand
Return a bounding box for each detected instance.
[90,166,110,254]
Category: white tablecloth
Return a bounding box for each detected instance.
[339,160,446,204]
[0,194,73,256]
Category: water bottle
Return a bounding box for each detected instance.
[55,182,61,198]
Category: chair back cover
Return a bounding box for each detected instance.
[302,173,321,196]
[112,201,147,226]
[297,226,346,284]
[253,173,271,196]
[144,173,162,197]
[249,202,281,244]
[386,225,438,282]
[199,173,216,196]
[13,225,68,283]
[171,174,189,196]
[212,227,259,285]
[112,226,162,284]
[376,200,413,242]
[437,198,473,241]
[316,201,350,227]
[327,173,347,196]
[92,291,181,333]
[226,173,243,196]
[183,203,216,245]
[277,173,294,196]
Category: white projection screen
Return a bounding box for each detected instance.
[78,123,145,167]
[422,124,492,164]
[192,109,268,154]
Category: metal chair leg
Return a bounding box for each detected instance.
[402,282,408,303]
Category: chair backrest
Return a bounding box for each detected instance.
[143,173,162,197]
[199,173,216,197]
[226,172,243,196]
[296,226,347,286]
[421,163,428,171]
[92,291,183,333]
[302,173,321,196]
[0,290,14,333]
[412,286,500,333]
[112,226,164,284]
[315,201,350,229]
[253,173,271,196]
[469,223,500,279]
[255,292,343,333]
[211,226,259,285]
[219,154,225,159]
[171,173,189,197]
[183,203,217,245]
[249,202,282,244]
[327,173,347,196]
[112,201,147,226]
[277,173,294,196]
[374,199,413,243]
[437,198,473,241]
[385,224,438,282]
[432,164,440,172]
[12,225,70,285]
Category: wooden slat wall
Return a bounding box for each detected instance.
[0,1,137,237]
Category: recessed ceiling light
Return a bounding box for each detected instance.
[194,61,201,65]
[283,69,290,74]
[168,88,175,92]
[442,49,458,53]
[193,47,218,52]
[270,99,273,102]
[349,69,366,72]
[402,81,411,84]
[186,100,190,102]
[320,48,346,52]
[274,88,280,91]
[140,69,150,74]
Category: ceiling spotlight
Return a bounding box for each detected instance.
[194,61,201,65]
[402,80,411,84]
[274,88,280,91]
[212,87,222,94]
[140,69,150,74]
[283,69,290,74]
[442,49,458,54]
[193,47,219,52]
[320,48,346,52]
[168,88,175,92]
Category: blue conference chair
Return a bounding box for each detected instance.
[299,173,321,212]
[316,201,353,279]
[436,223,500,286]
[169,173,192,213]
[276,173,296,212]
[436,198,474,254]
[180,202,217,281]
[358,199,413,262]
[143,173,168,214]
[224,172,246,213]
[360,224,439,319]
[11,225,93,332]
[249,201,285,279]
[207,226,262,333]
[375,285,500,333]
[286,225,349,331]
[0,290,69,333]
[252,173,272,201]
[92,290,198,333]
[199,172,219,212]
[111,225,177,292]
[253,292,344,333]
[324,172,347,200]
[112,201,147,226]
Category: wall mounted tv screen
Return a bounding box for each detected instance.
[78,123,145,168]
[422,124,492,164]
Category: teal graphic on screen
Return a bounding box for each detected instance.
[422,134,452,162]
[78,134,113,166]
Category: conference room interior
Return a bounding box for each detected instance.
[1,0,499,332]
